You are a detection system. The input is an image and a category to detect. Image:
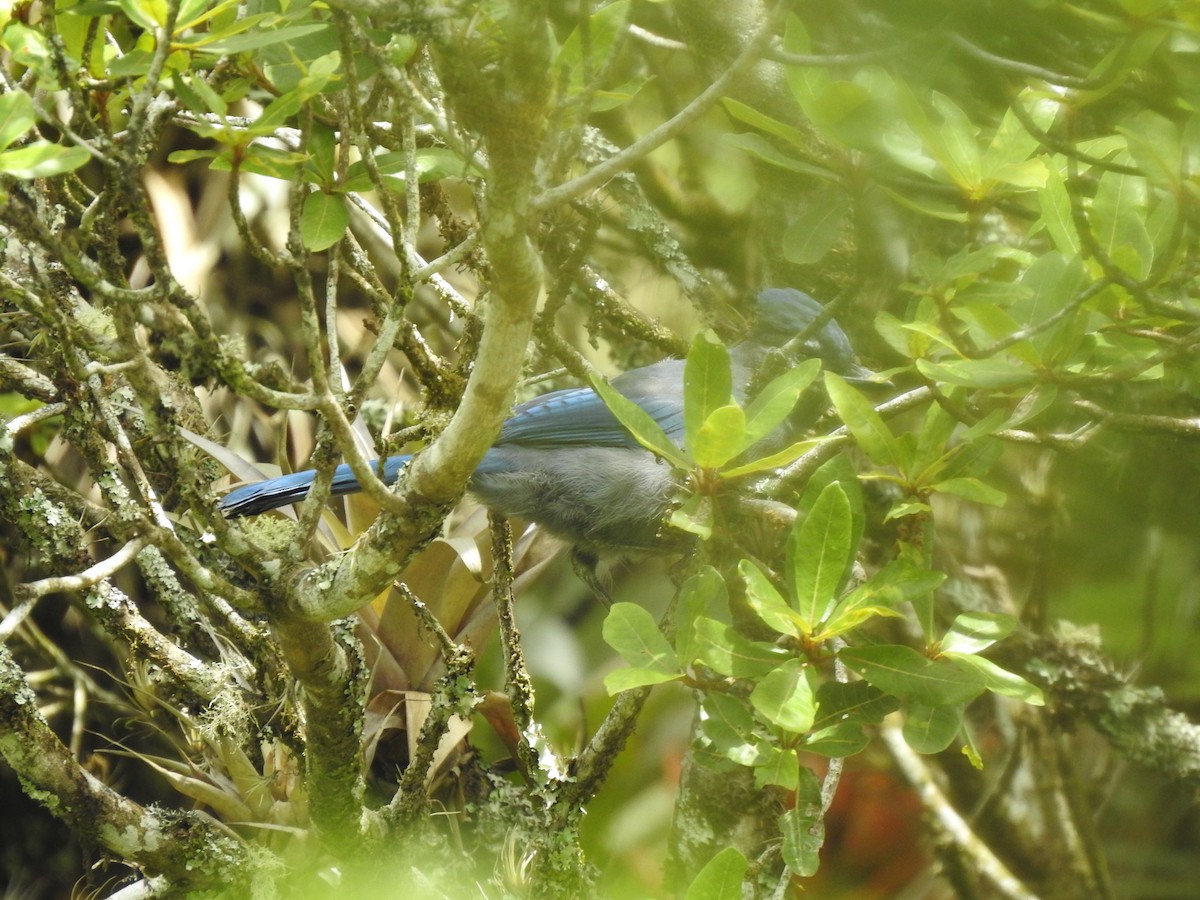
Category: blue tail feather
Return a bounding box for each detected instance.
[219,455,412,518]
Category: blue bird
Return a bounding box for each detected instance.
[220,289,872,563]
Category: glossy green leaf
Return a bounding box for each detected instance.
[930,477,1007,507]
[0,90,35,151]
[813,680,899,728]
[684,333,733,449]
[738,559,800,638]
[300,191,349,251]
[589,375,692,469]
[117,0,167,29]
[684,847,747,900]
[751,658,816,733]
[916,357,1035,389]
[668,493,714,540]
[602,602,680,675]
[722,97,809,149]
[341,148,476,193]
[1091,170,1153,279]
[839,644,986,706]
[930,91,982,190]
[825,373,905,470]
[603,666,682,694]
[557,0,630,89]
[697,693,761,765]
[693,405,747,469]
[780,768,824,876]
[903,701,963,753]
[782,191,848,265]
[724,132,834,180]
[803,720,869,757]
[983,91,1059,177]
[196,22,330,55]
[753,745,800,791]
[675,566,728,665]
[936,614,1012,657]
[693,617,789,678]
[0,142,90,178]
[719,437,825,479]
[942,653,1044,705]
[1038,163,1080,256]
[742,358,821,445]
[788,483,853,632]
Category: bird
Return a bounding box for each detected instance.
[219,289,873,576]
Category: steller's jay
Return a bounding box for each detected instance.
[220,289,872,574]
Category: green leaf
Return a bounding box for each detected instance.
[1038,163,1081,256]
[788,482,854,632]
[684,847,747,900]
[300,191,349,251]
[839,644,986,706]
[780,768,824,876]
[878,183,970,222]
[753,745,800,791]
[719,437,825,479]
[903,701,963,753]
[940,611,1015,655]
[0,90,35,151]
[943,653,1044,705]
[782,191,848,265]
[306,123,337,186]
[208,145,309,180]
[669,493,714,540]
[930,477,1007,507]
[603,666,682,694]
[825,372,905,470]
[983,92,1058,179]
[602,602,680,675]
[884,499,931,522]
[742,357,822,446]
[693,617,789,678]
[675,567,728,665]
[693,404,747,468]
[750,658,816,733]
[930,91,982,190]
[195,22,330,55]
[0,143,90,178]
[806,683,898,757]
[684,333,733,450]
[722,97,809,149]
[801,453,866,559]
[738,559,800,638]
[557,0,631,91]
[117,0,167,29]
[916,357,1036,389]
[814,680,899,727]
[341,148,477,193]
[724,132,834,180]
[803,721,869,757]
[697,693,761,766]
[1090,170,1153,279]
[589,374,692,468]
[819,586,905,639]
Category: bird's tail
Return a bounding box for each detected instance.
[219,455,412,518]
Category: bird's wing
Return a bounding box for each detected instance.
[497,361,685,448]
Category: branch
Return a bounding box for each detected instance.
[0,643,254,890]
[880,720,1038,900]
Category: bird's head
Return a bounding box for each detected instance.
[749,288,877,383]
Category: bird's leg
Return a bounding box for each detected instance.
[570,546,614,608]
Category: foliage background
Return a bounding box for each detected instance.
[2,0,1200,897]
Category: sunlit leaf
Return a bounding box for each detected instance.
[788,482,853,632]
[684,847,747,900]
